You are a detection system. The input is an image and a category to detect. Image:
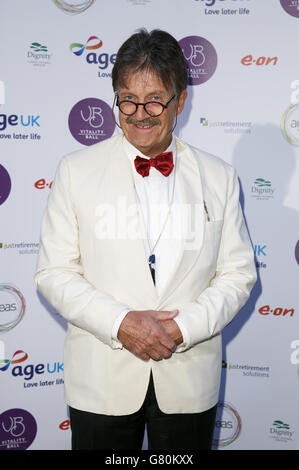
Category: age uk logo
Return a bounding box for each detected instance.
[70,35,102,56]
[69,35,116,75]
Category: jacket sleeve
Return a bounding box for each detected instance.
[176,166,257,351]
[34,155,130,347]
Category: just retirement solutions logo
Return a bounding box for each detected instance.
[222,359,271,379]
[69,35,116,78]
[199,117,252,134]
[0,240,40,255]
[68,97,115,146]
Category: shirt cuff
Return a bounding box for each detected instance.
[111,308,131,349]
[173,316,190,352]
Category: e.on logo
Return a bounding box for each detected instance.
[241,55,278,66]
[59,419,70,430]
[258,305,295,318]
[34,178,53,189]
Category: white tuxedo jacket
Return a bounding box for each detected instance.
[34,135,256,415]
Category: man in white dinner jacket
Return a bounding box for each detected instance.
[34,29,256,450]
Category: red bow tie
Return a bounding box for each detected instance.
[134,152,174,177]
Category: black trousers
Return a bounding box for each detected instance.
[69,373,217,450]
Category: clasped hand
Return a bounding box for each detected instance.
[117,309,183,361]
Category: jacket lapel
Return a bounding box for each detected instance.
[107,136,159,306]
[155,139,205,306]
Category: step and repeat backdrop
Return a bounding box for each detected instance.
[1,0,299,450]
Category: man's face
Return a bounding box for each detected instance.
[117,68,187,157]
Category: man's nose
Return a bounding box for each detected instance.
[134,103,149,121]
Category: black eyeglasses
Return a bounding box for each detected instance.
[116,95,176,117]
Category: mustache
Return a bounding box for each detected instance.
[126,116,161,126]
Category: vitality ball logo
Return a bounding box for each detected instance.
[179,36,217,85]
[280,0,299,18]
[0,165,11,206]
[295,241,299,265]
[0,409,37,450]
[68,98,115,146]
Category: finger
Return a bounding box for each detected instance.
[139,352,150,362]
[154,324,177,351]
[148,344,172,361]
[155,343,173,359]
[152,309,179,321]
[148,349,163,361]
[128,343,150,362]
[146,323,176,353]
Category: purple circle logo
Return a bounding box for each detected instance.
[295,241,299,265]
[0,164,11,205]
[0,409,37,450]
[179,36,217,86]
[68,97,115,146]
[280,0,299,18]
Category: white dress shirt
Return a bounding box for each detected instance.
[111,135,188,351]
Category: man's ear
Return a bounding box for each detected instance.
[176,89,188,116]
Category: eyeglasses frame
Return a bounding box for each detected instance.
[115,94,177,117]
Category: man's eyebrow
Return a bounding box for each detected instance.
[118,89,167,99]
